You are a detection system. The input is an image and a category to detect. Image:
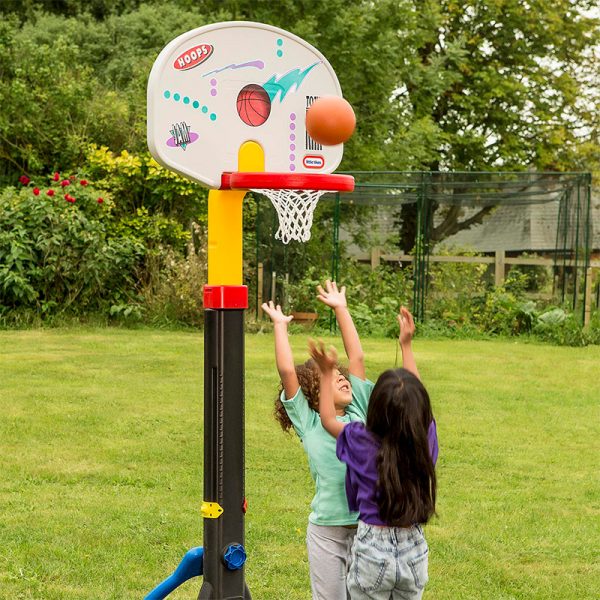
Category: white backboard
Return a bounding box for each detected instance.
[147,21,345,189]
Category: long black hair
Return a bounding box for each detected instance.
[366,368,436,526]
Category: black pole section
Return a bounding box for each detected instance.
[199,308,251,600]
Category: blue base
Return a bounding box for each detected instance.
[145,546,204,600]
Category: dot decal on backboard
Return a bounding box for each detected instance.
[289,113,297,171]
[236,84,272,127]
[162,90,215,120]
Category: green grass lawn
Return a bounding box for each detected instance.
[0,329,598,599]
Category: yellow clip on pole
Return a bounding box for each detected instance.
[200,501,224,519]
[207,141,264,285]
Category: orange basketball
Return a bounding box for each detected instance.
[306,96,356,146]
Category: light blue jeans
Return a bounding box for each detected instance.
[347,521,429,599]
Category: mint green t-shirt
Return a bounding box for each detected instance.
[281,374,375,526]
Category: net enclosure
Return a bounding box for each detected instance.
[253,171,594,324]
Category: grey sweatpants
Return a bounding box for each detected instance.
[306,522,356,600]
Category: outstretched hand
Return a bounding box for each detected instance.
[308,339,338,374]
[398,306,416,345]
[261,300,293,325]
[317,279,347,309]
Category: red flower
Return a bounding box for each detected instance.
[19,175,30,185]
[53,172,60,181]
[47,189,55,197]
[61,179,70,187]
[80,179,88,186]
[69,175,76,180]
[33,187,40,196]
[97,197,104,204]
[65,193,76,203]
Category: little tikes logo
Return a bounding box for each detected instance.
[303,155,325,169]
[174,44,214,71]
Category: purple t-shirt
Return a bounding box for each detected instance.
[336,420,439,526]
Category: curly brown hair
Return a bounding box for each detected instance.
[274,358,350,433]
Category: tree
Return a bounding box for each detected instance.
[393,0,599,250]
[1,0,597,238]
[0,0,144,21]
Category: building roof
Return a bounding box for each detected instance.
[441,191,599,252]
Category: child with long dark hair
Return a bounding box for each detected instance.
[262,280,375,600]
[309,307,438,599]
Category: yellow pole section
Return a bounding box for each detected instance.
[207,141,264,285]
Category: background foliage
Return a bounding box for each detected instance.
[0,0,598,341]
[2,0,598,179]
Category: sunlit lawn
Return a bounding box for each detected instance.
[0,328,598,599]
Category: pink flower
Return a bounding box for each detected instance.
[19,175,30,185]
[53,172,60,181]
[80,179,88,186]
[97,197,104,204]
[61,180,70,187]
[33,187,40,196]
[47,189,55,197]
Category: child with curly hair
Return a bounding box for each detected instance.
[262,280,373,600]
[309,307,438,600]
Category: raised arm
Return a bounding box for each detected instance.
[317,280,365,379]
[262,301,299,399]
[398,306,420,380]
[308,339,345,438]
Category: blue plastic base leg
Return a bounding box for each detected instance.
[145,546,204,600]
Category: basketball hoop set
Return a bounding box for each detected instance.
[145,21,355,600]
[147,21,355,246]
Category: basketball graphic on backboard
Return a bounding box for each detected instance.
[236,84,272,127]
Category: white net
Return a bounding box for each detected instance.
[252,188,329,244]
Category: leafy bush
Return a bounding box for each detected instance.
[587,310,600,345]
[0,166,206,325]
[0,175,144,317]
[427,248,487,326]
[285,265,330,314]
[282,260,413,336]
[0,16,130,175]
[340,262,413,336]
[141,223,207,327]
[507,255,552,293]
[475,290,537,335]
[533,308,590,347]
[85,145,207,225]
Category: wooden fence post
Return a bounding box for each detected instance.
[271,271,276,303]
[257,262,263,318]
[495,249,506,287]
[584,267,593,329]
[284,272,290,312]
[371,247,381,269]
